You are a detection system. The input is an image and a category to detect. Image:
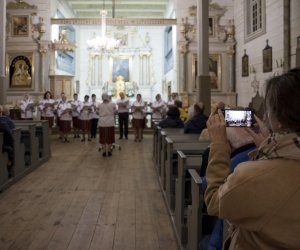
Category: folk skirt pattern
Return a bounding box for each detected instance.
[99,127,115,144]
[132,118,145,129]
[59,120,71,133]
[80,119,91,131]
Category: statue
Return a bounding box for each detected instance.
[115,76,126,97]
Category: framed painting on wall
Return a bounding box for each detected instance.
[112,58,130,82]
[11,15,29,37]
[242,49,249,77]
[263,40,272,73]
[8,54,33,89]
[192,54,222,91]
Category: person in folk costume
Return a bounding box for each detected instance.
[131,93,146,142]
[57,95,72,143]
[39,91,55,132]
[97,93,117,157]
[70,93,81,138]
[19,94,35,120]
[151,94,166,121]
[116,91,130,140]
[78,95,92,142]
[55,92,66,133]
[90,94,99,139]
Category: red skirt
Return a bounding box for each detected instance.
[99,127,115,144]
[59,120,71,133]
[132,118,145,129]
[80,119,91,131]
[72,117,80,129]
[41,116,54,128]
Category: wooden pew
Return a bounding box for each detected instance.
[157,128,184,175]
[187,169,217,250]
[187,169,203,250]
[0,133,9,189]
[11,128,26,178]
[160,134,200,190]
[175,151,203,245]
[152,122,160,163]
[165,139,209,211]
[16,124,39,169]
[14,120,51,162]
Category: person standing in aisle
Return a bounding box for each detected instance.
[116,92,130,140]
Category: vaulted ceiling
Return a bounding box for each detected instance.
[65,0,170,18]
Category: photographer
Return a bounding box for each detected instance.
[205,68,300,249]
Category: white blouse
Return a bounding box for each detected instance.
[131,100,146,119]
[78,101,92,120]
[19,99,34,119]
[97,102,116,127]
[58,102,72,121]
[117,98,130,113]
[151,100,166,119]
[39,99,55,117]
[70,99,81,117]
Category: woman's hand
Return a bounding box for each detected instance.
[246,114,270,147]
[206,109,227,144]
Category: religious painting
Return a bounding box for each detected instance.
[11,15,29,37]
[112,58,129,82]
[192,53,222,91]
[9,55,33,88]
[263,40,272,73]
[209,17,215,37]
[242,49,249,77]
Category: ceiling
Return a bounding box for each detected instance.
[65,0,170,19]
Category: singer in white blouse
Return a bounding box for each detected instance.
[131,93,146,142]
[19,94,35,120]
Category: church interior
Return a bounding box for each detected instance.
[0,0,300,249]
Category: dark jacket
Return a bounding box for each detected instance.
[184,114,208,134]
[159,106,184,128]
[0,116,15,130]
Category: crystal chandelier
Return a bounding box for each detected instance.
[87,9,120,53]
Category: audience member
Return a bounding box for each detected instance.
[158,106,184,128]
[205,68,300,249]
[175,100,188,122]
[184,102,208,134]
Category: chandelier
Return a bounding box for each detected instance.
[87,9,120,53]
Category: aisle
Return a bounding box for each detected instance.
[0,134,178,250]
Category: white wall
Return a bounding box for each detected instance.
[234,0,284,107]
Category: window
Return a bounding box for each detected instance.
[164,26,173,73]
[244,0,266,42]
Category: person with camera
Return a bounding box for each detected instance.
[204,68,300,249]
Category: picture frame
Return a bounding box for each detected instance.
[209,17,215,37]
[112,58,130,82]
[192,53,222,91]
[11,15,29,37]
[263,40,272,73]
[242,49,249,77]
[8,54,33,89]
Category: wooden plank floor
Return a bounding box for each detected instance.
[0,134,178,250]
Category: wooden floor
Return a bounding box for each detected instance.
[0,134,178,250]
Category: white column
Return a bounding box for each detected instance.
[0,0,6,104]
[139,54,143,85]
[196,0,211,115]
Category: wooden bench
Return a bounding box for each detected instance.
[152,122,161,163]
[11,128,26,178]
[175,151,203,245]
[165,139,209,211]
[160,134,200,189]
[156,128,184,175]
[187,169,217,250]
[14,120,51,162]
[16,124,39,169]
[0,133,9,189]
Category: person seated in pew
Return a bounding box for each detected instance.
[19,94,35,120]
[57,95,72,143]
[0,119,14,178]
[175,100,188,122]
[0,106,15,130]
[184,102,208,134]
[158,106,184,129]
[199,127,256,249]
[205,69,300,249]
